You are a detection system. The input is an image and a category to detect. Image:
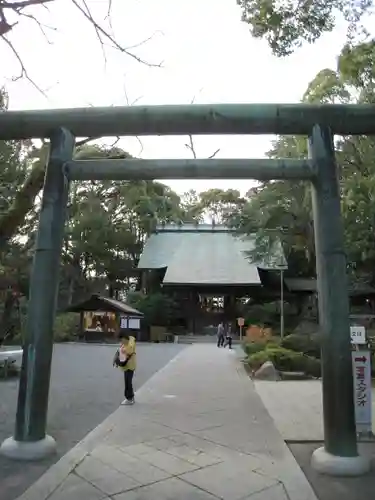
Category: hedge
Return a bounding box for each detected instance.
[247,347,321,378]
[281,333,322,359]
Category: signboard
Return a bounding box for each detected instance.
[120,317,127,329]
[128,317,140,330]
[120,316,141,330]
[352,351,372,434]
[237,317,245,327]
[350,325,366,345]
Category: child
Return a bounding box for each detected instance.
[113,332,136,405]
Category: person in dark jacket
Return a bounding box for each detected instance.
[224,323,233,349]
[217,322,225,347]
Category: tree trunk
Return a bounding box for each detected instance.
[0,160,46,247]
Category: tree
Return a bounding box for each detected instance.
[237,0,373,56]
[229,40,375,283]
[1,0,160,89]
[58,145,183,304]
[198,188,246,224]
[127,291,180,327]
[180,190,204,223]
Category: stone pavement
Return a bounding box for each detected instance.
[254,379,375,441]
[16,345,317,500]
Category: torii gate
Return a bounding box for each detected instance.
[0,103,373,476]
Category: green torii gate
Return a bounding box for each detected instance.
[0,103,373,475]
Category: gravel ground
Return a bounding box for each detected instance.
[0,342,185,500]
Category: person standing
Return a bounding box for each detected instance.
[217,321,225,347]
[113,332,136,405]
[224,323,233,349]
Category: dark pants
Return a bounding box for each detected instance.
[217,335,224,347]
[124,369,135,401]
[224,337,232,349]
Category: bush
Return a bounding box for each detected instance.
[247,346,321,377]
[53,313,80,342]
[242,337,280,356]
[242,341,266,357]
[303,356,322,378]
[247,350,270,370]
[281,333,322,359]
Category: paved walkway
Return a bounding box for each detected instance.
[17,345,317,500]
[255,380,375,441]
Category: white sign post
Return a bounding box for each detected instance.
[350,324,372,435]
[350,325,366,345]
[237,317,244,341]
[351,351,372,435]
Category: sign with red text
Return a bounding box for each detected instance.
[352,351,372,434]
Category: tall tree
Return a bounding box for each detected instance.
[229,40,375,282]
[198,188,245,224]
[237,0,373,56]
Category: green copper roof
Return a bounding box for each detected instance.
[138,224,287,286]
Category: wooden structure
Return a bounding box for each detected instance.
[137,223,287,334]
[284,278,375,313]
[65,294,143,342]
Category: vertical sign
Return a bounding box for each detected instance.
[237,317,244,341]
[351,351,372,434]
[120,316,128,329]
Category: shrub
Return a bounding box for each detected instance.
[303,356,322,378]
[265,338,281,349]
[247,346,321,377]
[242,341,266,357]
[247,350,270,370]
[281,333,322,359]
[267,348,305,372]
[53,313,80,342]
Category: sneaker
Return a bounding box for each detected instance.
[121,399,135,406]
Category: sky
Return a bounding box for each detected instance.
[1,0,351,195]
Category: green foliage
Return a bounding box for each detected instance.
[281,333,322,358]
[247,346,321,377]
[244,302,276,324]
[303,356,322,378]
[127,291,179,327]
[242,341,267,356]
[242,302,296,330]
[198,189,245,224]
[229,39,375,285]
[53,313,80,342]
[237,0,372,56]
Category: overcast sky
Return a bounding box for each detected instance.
[1,0,350,194]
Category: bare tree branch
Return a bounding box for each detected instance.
[16,10,56,43]
[208,148,220,159]
[185,135,197,159]
[75,136,100,147]
[71,0,162,67]
[185,92,220,159]
[0,0,163,92]
[123,74,144,156]
[1,34,46,94]
[2,0,52,8]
